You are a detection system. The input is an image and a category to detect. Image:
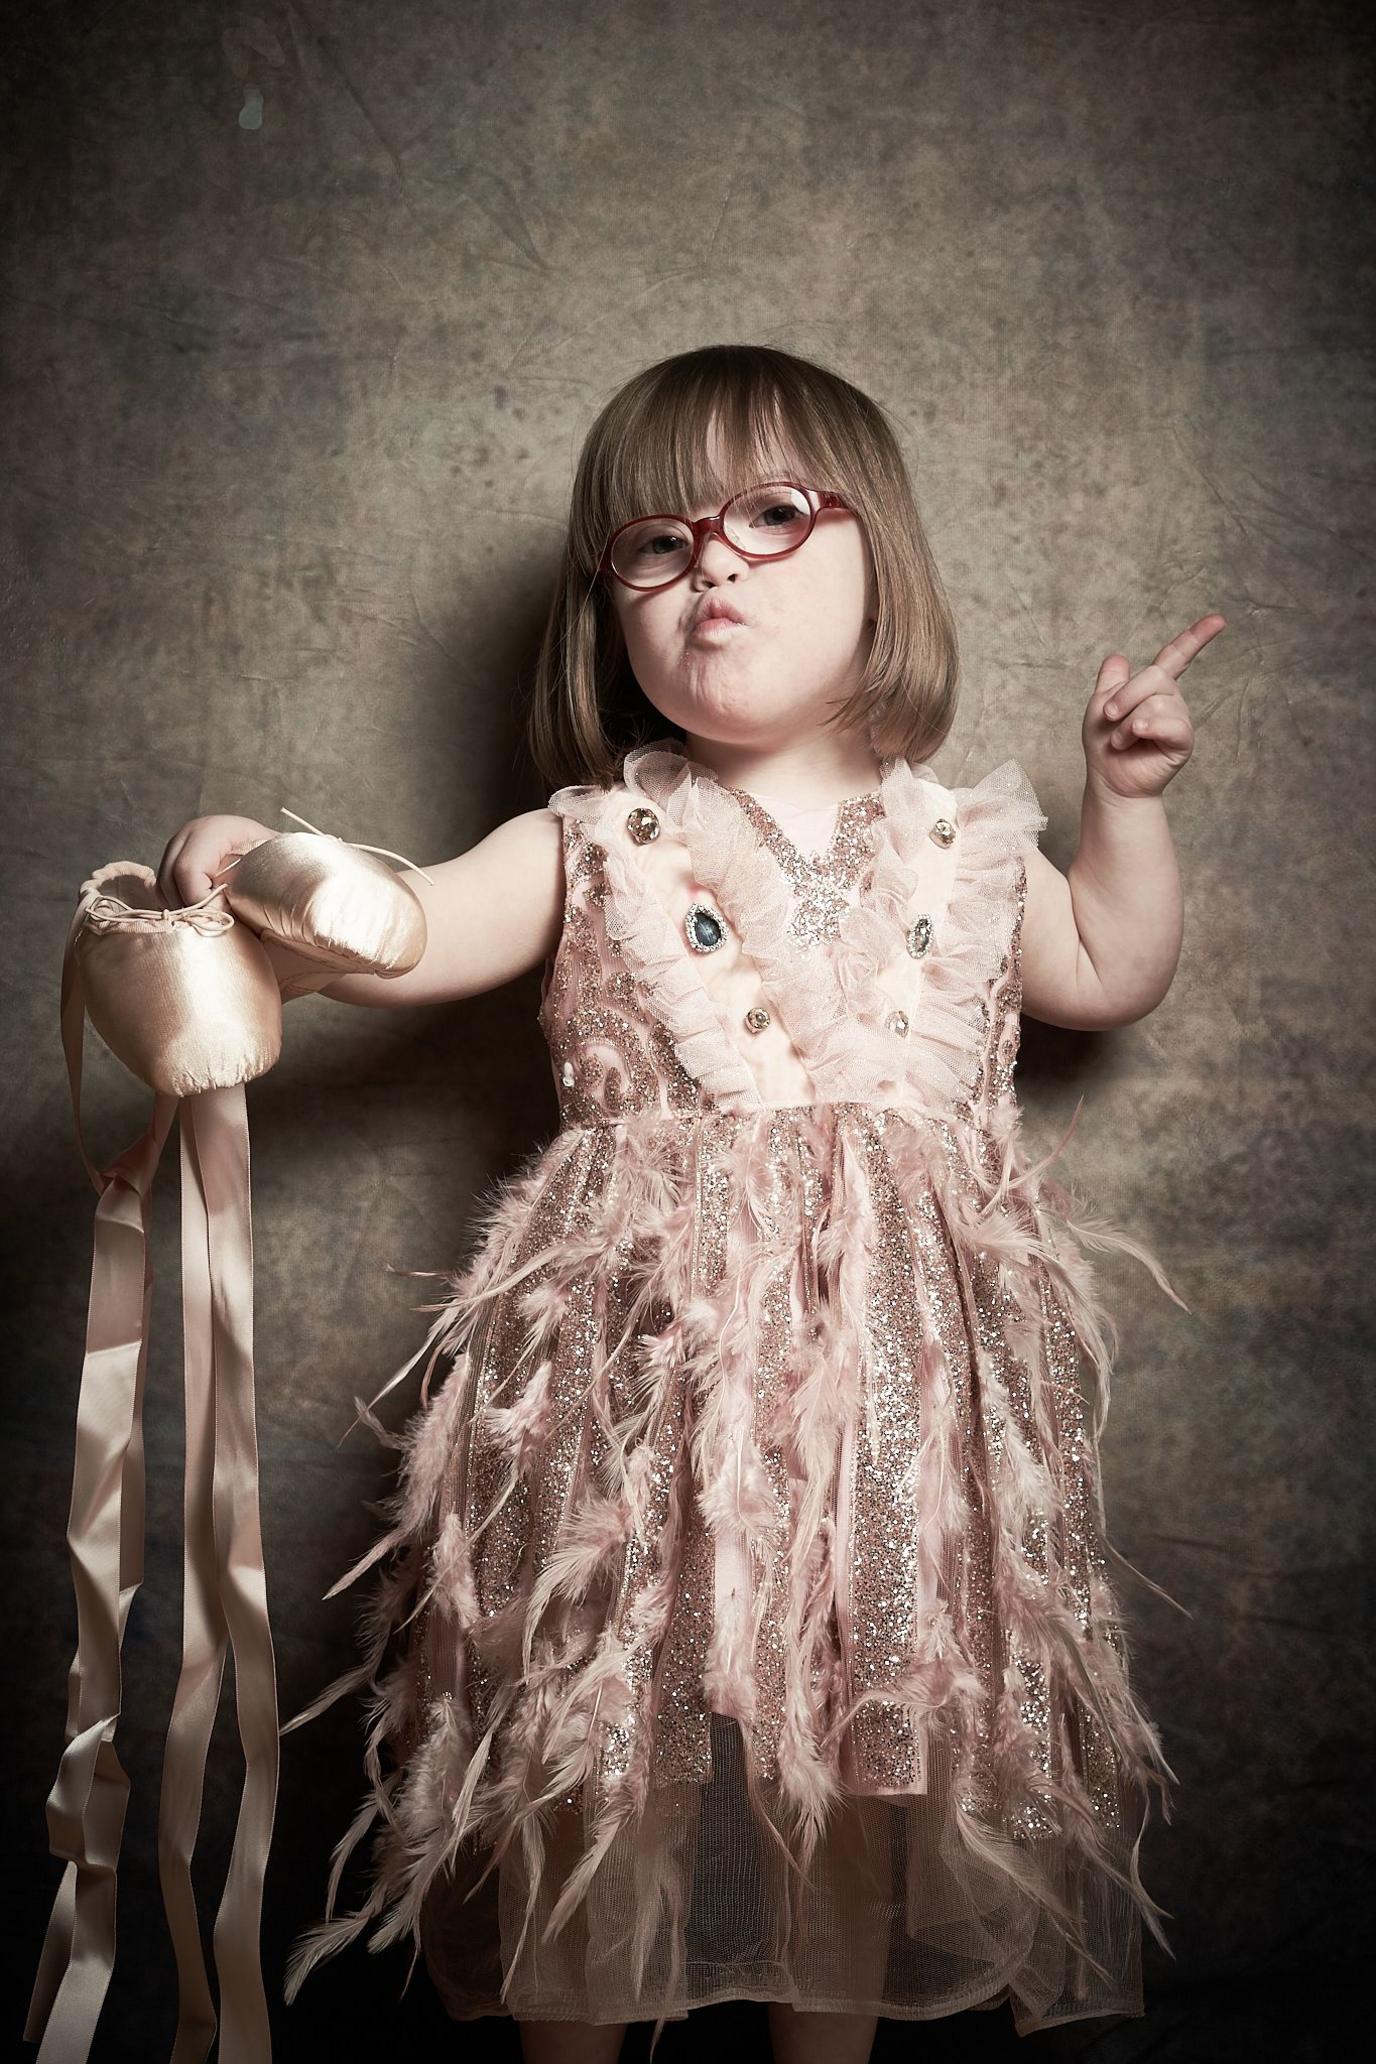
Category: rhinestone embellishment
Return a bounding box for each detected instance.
[905,914,933,958]
[560,1059,576,1086]
[929,816,955,847]
[684,903,727,954]
[744,1005,771,1034]
[626,806,660,844]
[886,1009,910,1037]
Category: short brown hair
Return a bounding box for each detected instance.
[525,344,960,790]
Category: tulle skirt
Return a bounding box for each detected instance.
[280,1098,1181,2041]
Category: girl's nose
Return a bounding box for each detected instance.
[694,529,742,580]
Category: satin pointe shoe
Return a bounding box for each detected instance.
[72,859,285,1096]
[217,808,429,993]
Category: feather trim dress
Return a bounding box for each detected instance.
[280,739,1182,2040]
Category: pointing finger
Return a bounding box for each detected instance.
[1151,613,1227,681]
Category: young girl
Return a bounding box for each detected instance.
[160,344,1222,2062]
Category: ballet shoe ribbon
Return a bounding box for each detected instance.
[24,906,179,2054]
[160,1087,278,2062]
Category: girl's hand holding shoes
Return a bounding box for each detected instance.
[155,813,339,999]
[156,813,276,909]
[1084,612,1226,801]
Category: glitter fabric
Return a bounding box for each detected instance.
[283,738,1184,2042]
[720,785,887,945]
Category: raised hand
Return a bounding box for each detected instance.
[1083,613,1225,800]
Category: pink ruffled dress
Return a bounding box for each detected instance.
[281,739,1181,2040]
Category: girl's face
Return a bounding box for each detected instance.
[605,429,876,752]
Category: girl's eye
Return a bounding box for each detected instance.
[634,530,688,557]
[729,489,811,541]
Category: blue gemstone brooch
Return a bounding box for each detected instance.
[684,903,727,954]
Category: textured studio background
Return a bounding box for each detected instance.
[3,3,1370,2060]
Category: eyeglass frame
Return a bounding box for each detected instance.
[597,480,854,592]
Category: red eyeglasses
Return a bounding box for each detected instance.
[599,481,853,591]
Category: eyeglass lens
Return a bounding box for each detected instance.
[609,484,815,586]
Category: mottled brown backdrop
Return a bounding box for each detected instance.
[4,2,1370,2059]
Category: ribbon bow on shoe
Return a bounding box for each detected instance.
[26,814,430,2064]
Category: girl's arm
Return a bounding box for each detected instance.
[159,807,565,1007]
[314,807,564,1006]
[1018,798,1183,1030]
[1016,612,1221,1032]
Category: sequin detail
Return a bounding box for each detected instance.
[722,785,886,946]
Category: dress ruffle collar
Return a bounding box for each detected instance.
[551,736,1046,1118]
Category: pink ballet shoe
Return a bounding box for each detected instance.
[217,807,429,985]
[72,859,284,1095]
